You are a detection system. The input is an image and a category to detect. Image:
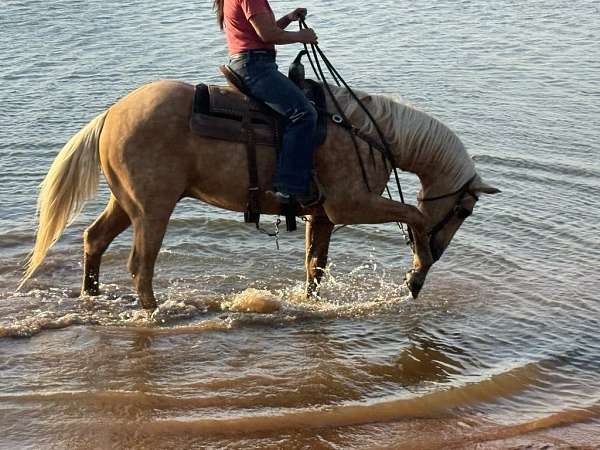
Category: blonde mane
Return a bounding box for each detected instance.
[329,85,476,193]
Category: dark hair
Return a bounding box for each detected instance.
[213,0,225,30]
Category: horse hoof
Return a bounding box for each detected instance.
[81,283,101,297]
[305,282,320,299]
[82,289,100,297]
[139,298,157,311]
[148,308,159,321]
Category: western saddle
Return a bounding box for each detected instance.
[189,57,327,232]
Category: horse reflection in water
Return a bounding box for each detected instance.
[20,80,499,311]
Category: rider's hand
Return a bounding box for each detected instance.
[287,8,307,22]
[298,28,318,44]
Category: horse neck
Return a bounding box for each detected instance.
[391,107,475,197]
[351,93,476,198]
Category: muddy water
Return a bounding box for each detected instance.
[1,0,599,448]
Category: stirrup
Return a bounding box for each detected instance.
[266,190,298,232]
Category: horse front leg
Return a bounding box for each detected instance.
[304,213,335,298]
[324,195,433,298]
[404,226,433,298]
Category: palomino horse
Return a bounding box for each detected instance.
[21,80,499,310]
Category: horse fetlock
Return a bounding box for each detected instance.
[82,277,100,296]
[305,279,321,299]
[411,232,434,270]
[307,256,323,277]
[413,253,433,273]
[82,252,102,296]
[139,295,157,311]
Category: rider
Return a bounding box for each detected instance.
[213,0,320,206]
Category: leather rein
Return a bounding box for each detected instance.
[299,20,477,254]
[318,87,478,251]
[299,19,415,249]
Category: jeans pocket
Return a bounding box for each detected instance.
[228,58,247,75]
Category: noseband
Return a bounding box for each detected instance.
[419,175,478,252]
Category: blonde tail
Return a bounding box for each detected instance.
[19,111,109,288]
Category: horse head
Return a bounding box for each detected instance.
[405,173,501,298]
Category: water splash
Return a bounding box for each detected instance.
[0,263,412,338]
[223,288,282,314]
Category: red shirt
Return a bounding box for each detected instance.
[224,0,276,55]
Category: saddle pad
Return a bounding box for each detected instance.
[190,83,280,147]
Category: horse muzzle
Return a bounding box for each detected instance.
[404,269,427,299]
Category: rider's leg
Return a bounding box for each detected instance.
[229,52,318,198]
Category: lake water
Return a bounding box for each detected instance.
[1,0,599,448]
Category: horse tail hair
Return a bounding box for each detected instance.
[19,110,109,289]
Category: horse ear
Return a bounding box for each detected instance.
[470,178,501,195]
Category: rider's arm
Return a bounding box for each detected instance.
[276,8,307,29]
[276,14,293,30]
[250,12,317,45]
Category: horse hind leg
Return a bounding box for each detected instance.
[128,210,174,312]
[305,214,334,298]
[82,195,131,296]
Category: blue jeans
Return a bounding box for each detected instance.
[228,51,318,195]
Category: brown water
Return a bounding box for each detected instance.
[1,0,600,448]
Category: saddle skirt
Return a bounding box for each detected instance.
[189,79,328,148]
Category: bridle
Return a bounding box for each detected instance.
[298,19,415,249]
[419,175,478,258]
[297,19,475,256]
